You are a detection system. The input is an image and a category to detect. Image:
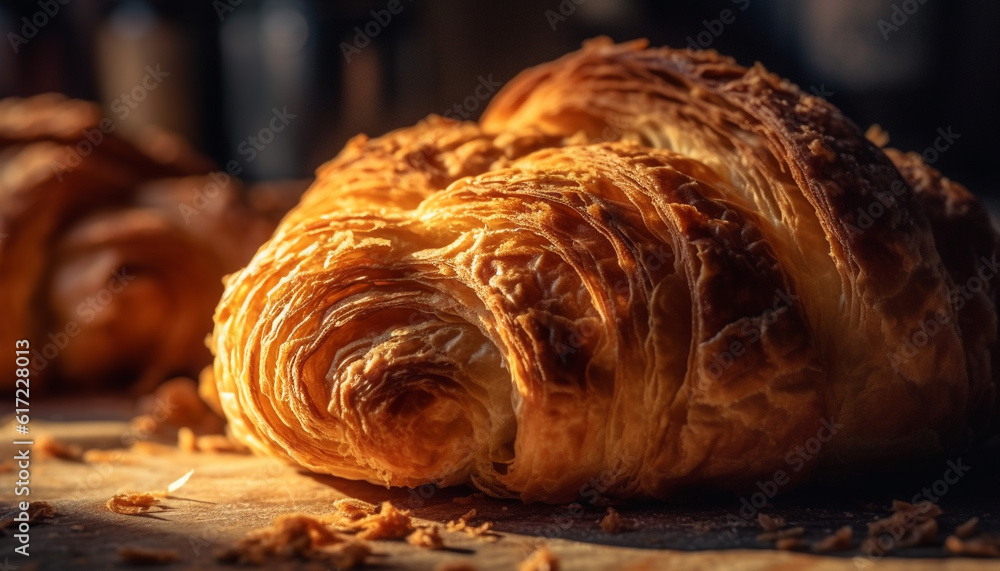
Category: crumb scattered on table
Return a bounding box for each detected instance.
[757,513,785,532]
[0,501,55,529]
[37,434,83,461]
[334,498,377,521]
[357,501,413,540]
[945,534,1000,557]
[215,513,370,567]
[861,500,941,555]
[407,525,445,550]
[813,526,853,552]
[517,546,558,571]
[956,517,980,539]
[106,492,160,515]
[445,508,497,541]
[600,507,624,534]
[757,527,804,543]
[177,427,197,452]
[776,537,807,551]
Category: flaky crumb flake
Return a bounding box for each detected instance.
[517,546,559,571]
[215,513,371,568]
[106,492,160,515]
[357,501,413,540]
[600,507,624,534]
[407,525,445,550]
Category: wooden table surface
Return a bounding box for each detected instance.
[2,402,999,570]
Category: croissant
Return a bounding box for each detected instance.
[0,94,275,394]
[210,39,998,502]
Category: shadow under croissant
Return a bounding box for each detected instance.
[296,444,1000,558]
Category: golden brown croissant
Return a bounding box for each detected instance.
[210,39,998,502]
[0,94,275,394]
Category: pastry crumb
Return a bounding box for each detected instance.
[446,509,477,532]
[956,517,980,539]
[865,124,890,148]
[445,508,498,541]
[757,526,804,543]
[357,501,413,540]
[861,500,940,555]
[517,546,558,571]
[334,498,378,521]
[407,525,444,550]
[600,507,625,534]
[945,534,1000,557]
[757,513,785,532]
[215,513,370,567]
[37,434,83,461]
[106,492,160,515]
[29,501,55,521]
[776,537,807,551]
[117,546,179,564]
[177,427,197,452]
[813,525,853,552]
[0,501,55,529]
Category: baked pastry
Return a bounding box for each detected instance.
[0,94,275,394]
[209,39,998,502]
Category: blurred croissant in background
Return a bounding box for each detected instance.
[0,94,298,395]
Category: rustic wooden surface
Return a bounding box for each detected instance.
[2,402,999,570]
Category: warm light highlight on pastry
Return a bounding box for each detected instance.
[210,39,998,503]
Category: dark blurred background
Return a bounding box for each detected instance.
[1,0,997,203]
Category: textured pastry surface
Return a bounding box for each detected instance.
[0,94,274,393]
[210,39,999,502]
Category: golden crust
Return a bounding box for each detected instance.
[210,40,999,502]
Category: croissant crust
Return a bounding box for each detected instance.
[210,39,998,502]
